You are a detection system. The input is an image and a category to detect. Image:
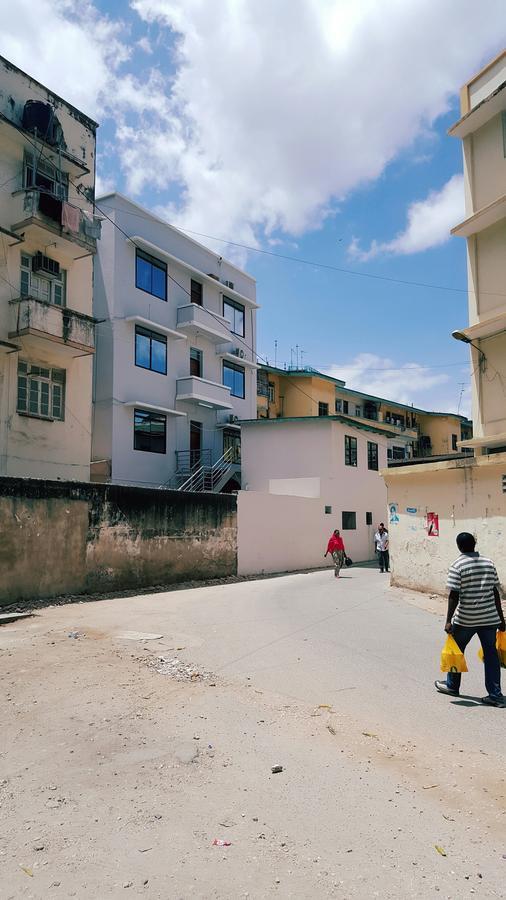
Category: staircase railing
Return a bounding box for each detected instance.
[177,448,235,492]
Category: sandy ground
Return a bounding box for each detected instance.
[1,568,505,899]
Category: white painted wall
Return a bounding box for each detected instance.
[384,453,506,594]
[92,194,257,487]
[239,417,388,572]
[0,56,96,480]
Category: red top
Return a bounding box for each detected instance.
[327,535,345,554]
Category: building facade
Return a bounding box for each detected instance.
[384,51,506,594]
[238,415,391,573]
[257,365,472,462]
[92,193,258,490]
[0,56,100,480]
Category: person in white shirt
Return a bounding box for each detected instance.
[374,523,389,573]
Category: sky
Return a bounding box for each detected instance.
[1,0,505,417]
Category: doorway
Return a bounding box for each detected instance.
[190,420,202,467]
[223,428,241,463]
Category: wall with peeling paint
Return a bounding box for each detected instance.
[0,477,236,605]
[384,452,506,595]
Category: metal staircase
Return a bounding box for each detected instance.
[177,448,236,493]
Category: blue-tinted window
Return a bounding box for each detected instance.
[135,326,167,375]
[135,249,167,301]
[134,409,166,454]
[223,296,245,337]
[223,361,245,399]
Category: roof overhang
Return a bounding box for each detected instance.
[123,401,186,417]
[454,312,506,342]
[448,80,506,138]
[451,194,506,238]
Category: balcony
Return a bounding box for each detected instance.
[176,375,233,410]
[176,304,231,343]
[9,296,95,357]
[10,189,101,260]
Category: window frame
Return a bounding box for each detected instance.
[342,511,357,530]
[342,400,349,414]
[135,248,167,302]
[134,325,167,375]
[20,253,66,307]
[318,401,329,417]
[190,347,203,378]
[133,408,167,454]
[335,399,342,413]
[451,433,458,451]
[23,151,68,200]
[355,405,362,417]
[367,440,379,471]
[345,434,358,467]
[223,295,245,337]
[190,279,203,306]
[223,360,245,399]
[366,511,373,525]
[17,360,65,421]
[268,382,275,403]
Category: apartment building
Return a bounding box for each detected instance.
[0,56,100,480]
[92,193,258,490]
[384,50,506,595]
[257,365,472,461]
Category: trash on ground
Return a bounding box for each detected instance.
[327,724,337,735]
[423,784,439,789]
[362,732,378,739]
[219,819,236,828]
[318,704,333,710]
[435,845,447,857]
[271,765,283,774]
[213,838,232,847]
[67,631,82,639]
[19,866,33,877]
[138,847,152,853]
[150,656,215,682]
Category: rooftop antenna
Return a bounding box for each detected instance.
[290,347,294,368]
[457,382,466,414]
[295,344,299,368]
[300,349,305,368]
[274,340,278,368]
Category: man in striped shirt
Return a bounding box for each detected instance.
[435,532,505,707]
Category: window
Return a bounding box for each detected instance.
[134,409,166,453]
[318,401,329,416]
[355,405,361,417]
[135,326,167,374]
[20,254,66,306]
[342,511,357,530]
[268,382,275,403]
[135,249,167,301]
[325,505,332,515]
[23,152,68,199]
[451,433,458,451]
[223,361,245,398]
[366,512,373,525]
[17,360,65,420]
[345,435,357,467]
[392,445,406,460]
[223,429,241,463]
[223,296,245,337]
[190,347,203,378]
[335,399,342,413]
[367,441,379,471]
[191,279,203,306]
[343,400,349,414]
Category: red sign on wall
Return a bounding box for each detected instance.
[427,512,439,537]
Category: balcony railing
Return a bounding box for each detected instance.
[11,188,101,255]
[9,296,95,352]
[175,449,213,473]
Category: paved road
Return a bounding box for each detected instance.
[2,567,505,898]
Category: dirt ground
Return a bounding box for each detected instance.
[1,572,505,899]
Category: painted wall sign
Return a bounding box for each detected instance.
[427,512,439,537]
[406,507,417,515]
[389,503,399,524]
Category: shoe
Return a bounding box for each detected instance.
[481,695,505,707]
[435,680,459,697]
[380,569,384,573]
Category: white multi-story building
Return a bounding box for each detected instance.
[91,193,258,490]
[0,55,100,480]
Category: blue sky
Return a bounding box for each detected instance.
[2,0,505,415]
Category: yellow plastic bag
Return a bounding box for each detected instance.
[441,634,468,673]
[478,631,506,668]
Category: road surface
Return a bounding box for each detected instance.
[1,566,504,898]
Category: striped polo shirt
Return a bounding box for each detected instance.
[447,552,500,627]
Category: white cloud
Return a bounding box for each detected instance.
[348,174,465,260]
[137,36,153,54]
[325,353,451,408]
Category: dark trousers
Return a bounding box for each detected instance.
[378,550,389,572]
[447,625,502,699]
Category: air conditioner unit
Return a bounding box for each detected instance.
[32,252,60,278]
[231,347,245,359]
[228,414,239,424]
[222,280,234,290]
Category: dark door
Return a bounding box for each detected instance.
[190,421,202,466]
[223,429,241,463]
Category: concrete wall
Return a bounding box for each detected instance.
[384,452,506,595]
[0,477,236,605]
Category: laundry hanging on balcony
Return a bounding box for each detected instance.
[82,209,101,239]
[61,201,80,233]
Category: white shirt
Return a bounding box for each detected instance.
[375,530,389,551]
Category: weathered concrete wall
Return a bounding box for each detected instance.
[384,453,506,595]
[0,478,236,605]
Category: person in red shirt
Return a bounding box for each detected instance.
[324,529,346,578]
